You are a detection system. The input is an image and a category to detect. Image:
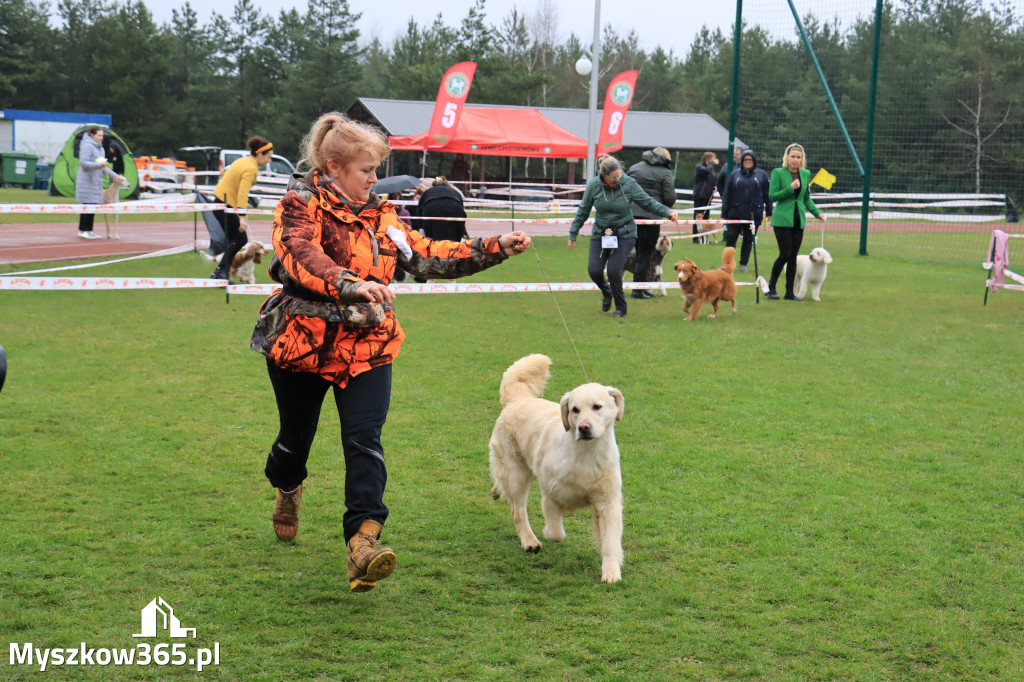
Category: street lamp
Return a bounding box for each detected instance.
[576,0,601,181]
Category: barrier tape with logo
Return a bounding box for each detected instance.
[0,202,224,214]
[0,276,227,291]
[0,276,770,294]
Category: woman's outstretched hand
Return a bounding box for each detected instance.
[499,231,532,256]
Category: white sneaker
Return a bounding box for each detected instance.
[79,231,100,239]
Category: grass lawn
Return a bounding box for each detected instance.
[1,238,1022,680]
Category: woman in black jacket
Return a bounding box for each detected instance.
[720,149,772,272]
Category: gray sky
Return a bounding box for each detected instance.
[138,0,755,58]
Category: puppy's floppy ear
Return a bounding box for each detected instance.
[253,252,263,264]
[824,251,833,264]
[560,392,572,431]
[606,387,625,422]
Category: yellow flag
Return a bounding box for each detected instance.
[811,168,836,190]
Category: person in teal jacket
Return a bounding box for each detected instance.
[569,155,678,317]
[766,143,827,300]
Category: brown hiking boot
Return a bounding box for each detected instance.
[347,520,397,593]
[272,485,302,541]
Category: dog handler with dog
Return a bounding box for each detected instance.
[250,112,531,592]
[766,143,826,300]
[209,136,274,282]
[569,155,678,318]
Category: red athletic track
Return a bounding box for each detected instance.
[0,219,573,266]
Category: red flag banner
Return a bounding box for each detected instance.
[427,62,477,148]
[597,70,638,156]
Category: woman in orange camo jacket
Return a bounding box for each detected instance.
[250,112,531,593]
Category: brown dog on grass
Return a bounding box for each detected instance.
[674,246,737,321]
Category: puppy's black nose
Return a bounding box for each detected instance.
[577,423,592,439]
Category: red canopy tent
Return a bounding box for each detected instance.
[389,107,588,158]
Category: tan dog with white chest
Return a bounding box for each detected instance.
[674,246,737,320]
[489,354,625,583]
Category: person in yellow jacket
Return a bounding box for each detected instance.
[250,112,531,593]
[766,143,827,300]
[210,136,273,281]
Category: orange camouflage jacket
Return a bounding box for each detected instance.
[251,170,508,387]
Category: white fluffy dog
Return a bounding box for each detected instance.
[795,247,833,301]
[488,354,625,583]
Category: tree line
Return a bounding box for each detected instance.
[2,0,1021,198]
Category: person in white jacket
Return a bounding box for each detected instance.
[75,127,120,239]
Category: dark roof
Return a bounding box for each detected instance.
[347,98,742,154]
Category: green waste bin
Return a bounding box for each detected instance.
[0,151,39,187]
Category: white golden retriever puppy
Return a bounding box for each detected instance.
[489,354,625,583]
[795,246,833,301]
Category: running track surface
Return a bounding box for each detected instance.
[0,219,567,266]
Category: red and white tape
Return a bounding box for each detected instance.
[224,279,769,296]
[0,202,223,214]
[0,276,226,291]
[1,275,769,294]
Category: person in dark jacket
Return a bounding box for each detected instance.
[720,149,772,272]
[692,152,718,243]
[417,176,467,242]
[627,147,677,299]
[414,176,468,283]
[715,145,744,198]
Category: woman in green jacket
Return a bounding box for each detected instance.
[766,143,827,300]
[569,155,678,317]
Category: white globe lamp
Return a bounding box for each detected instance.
[575,56,592,77]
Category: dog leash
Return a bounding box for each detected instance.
[530,242,590,383]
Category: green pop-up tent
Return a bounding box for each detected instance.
[49,124,139,199]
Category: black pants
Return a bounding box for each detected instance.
[214,209,247,274]
[725,223,756,266]
[588,235,636,314]
[264,360,392,543]
[768,226,805,294]
[692,195,713,243]
[633,224,660,282]
[78,208,95,233]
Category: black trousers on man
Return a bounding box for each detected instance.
[724,223,756,266]
[264,360,392,543]
[633,224,660,283]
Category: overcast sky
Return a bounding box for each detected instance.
[131,0,817,59]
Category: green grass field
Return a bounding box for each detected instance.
[1,238,1022,680]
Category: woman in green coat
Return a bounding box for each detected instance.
[569,155,678,317]
[766,143,827,300]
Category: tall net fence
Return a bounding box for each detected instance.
[736,0,1023,265]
